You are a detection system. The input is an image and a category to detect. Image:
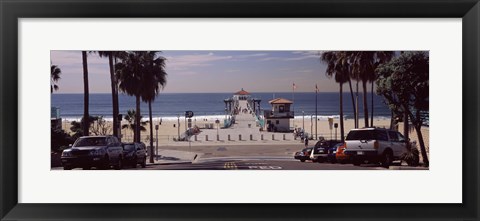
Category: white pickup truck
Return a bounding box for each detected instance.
[343,128,408,168]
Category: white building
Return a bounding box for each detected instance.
[264,98,294,132]
[233,88,251,101]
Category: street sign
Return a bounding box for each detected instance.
[334,123,338,128]
[215,119,220,124]
[328,117,334,130]
[185,111,194,118]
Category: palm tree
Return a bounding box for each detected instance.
[351,52,375,128]
[140,51,168,163]
[116,52,144,142]
[81,51,90,136]
[122,109,147,141]
[336,52,358,128]
[96,51,127,139]
[321,51,349,142]
[352,51,394,127]
[51,65,61,93]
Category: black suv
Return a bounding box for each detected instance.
[61,136,124,170]
[310,140,342,163]
[122,142,147,168]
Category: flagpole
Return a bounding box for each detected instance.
[315,84,318,140]
[292,83,295,132]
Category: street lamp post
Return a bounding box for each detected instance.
[177,114,180,140]
[310,114,314,140]
[302,111,305,131]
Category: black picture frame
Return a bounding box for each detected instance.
[1,0,478,220]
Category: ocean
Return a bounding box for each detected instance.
[51,92,393,121]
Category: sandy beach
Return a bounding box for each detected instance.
[61,116,429,153]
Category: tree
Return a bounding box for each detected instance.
[352,51,394,127]
[333,52,358,128]
[96,51,127,140]
[376,51,429,166]
[90,116,113,135]
[51,65,61,93]
[321,51,349,142]
[116,52,144,142]
[70,116,96,139]
[81,51,90,136]
[140,51,167,163]
[122,109,147,141]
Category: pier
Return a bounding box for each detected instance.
[185,89,298,144]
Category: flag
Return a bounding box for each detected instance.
[293,82,296,91]
[315,84,319,93]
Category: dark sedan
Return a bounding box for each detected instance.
[61,136,123,170]
[294,147,313,162]
[122,142,147,168]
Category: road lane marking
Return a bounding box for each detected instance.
[224,162,237,169]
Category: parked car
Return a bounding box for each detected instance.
[294,147,313,162]
[309,140,342,163]
[327,143,345,163]
[61,135,124,170]
[122,142,147,168]
[335,143,349,164]
[343,128,408,168]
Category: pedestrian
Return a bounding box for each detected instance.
[304,137,309,147]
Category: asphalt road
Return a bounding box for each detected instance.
[52,158,427,170]
[51,143,428,170]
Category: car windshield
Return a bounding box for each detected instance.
[346,130,388,141]
[123,144,135,151]
[74,137,107,147]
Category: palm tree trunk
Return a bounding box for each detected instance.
[347,78,357,128]
[403,103,410,150]
[362,80,369,128]
[108,54,119,139]
[113,56,120,141]
[81,51,89,136]
[370,81,374,127]
[339,83,345,143]
[135,95,141,142]
[410,111,429,167]
[355,80,359,128]
[149,101,154,163]
[390,110,395,130]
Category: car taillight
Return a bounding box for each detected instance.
[374,141,379,149]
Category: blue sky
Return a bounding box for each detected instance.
[50,50,346,93]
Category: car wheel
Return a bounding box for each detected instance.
[100,155,110,170]
[132,157,137,168]
[352,157,361,166]
[141,157,146,168]
[382,151,393,168]
[300,159,305,162]
[114,156,123,170]
[63,166,72,170]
